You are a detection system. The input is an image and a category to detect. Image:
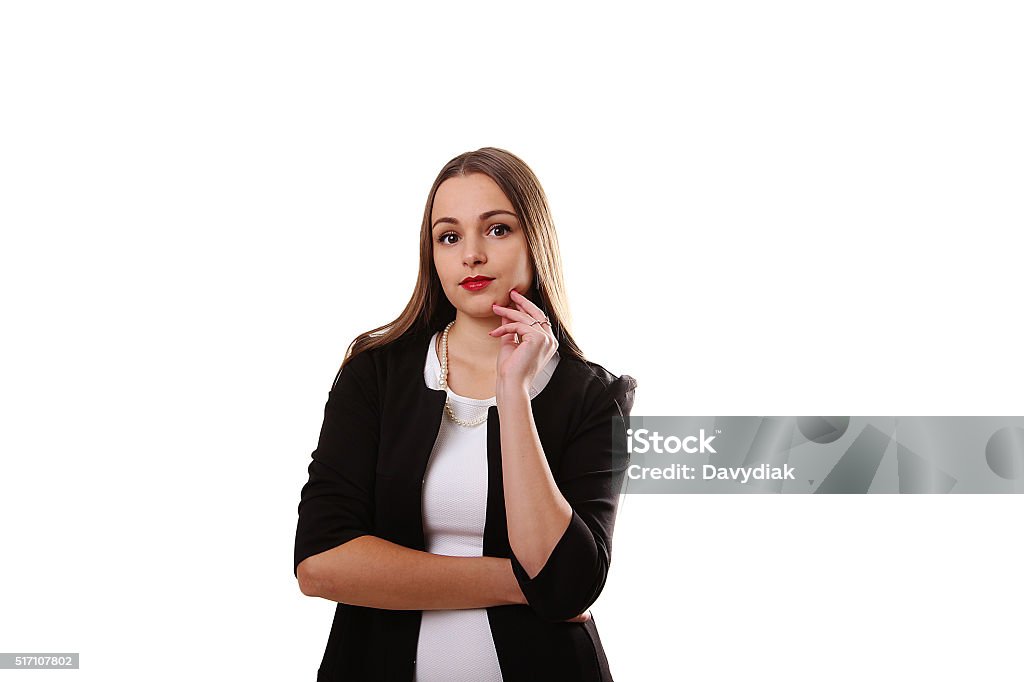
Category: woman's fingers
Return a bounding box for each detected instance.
[492,304,553,342]
[509,288,546,319]
[488,321,551,340]
[491,303,536,326]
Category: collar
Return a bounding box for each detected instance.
[423,329,561,401]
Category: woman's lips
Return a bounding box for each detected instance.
[460,278,494,291]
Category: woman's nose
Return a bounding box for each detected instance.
[461,239,486,266]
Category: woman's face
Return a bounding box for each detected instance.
[431,172,534,318]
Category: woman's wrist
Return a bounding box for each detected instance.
[495,384,530,412]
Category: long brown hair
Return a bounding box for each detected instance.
[335,147,586,382]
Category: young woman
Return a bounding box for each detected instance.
[294,147,637,681]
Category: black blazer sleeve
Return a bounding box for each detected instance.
[508,373,637,622]
[294,349,380,578]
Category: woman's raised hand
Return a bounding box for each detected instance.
[490,288,558,397]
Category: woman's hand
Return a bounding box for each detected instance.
[564,610,591,623]
[490,289,558,396]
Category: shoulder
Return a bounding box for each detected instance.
[559,356,638,395]
[332,327,433,391]
[555,356,638,416]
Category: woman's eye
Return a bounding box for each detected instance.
[437,225,511,245]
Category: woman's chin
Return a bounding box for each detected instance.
[453,302,497,318]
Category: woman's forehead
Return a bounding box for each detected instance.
[432,173,514,219]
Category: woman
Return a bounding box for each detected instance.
[294,147,637,681]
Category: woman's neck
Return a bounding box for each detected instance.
[443,314,504,369]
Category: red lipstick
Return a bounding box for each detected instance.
[460,275,494,291]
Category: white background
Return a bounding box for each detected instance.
[1,1,1021,680]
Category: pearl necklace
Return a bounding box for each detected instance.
[438,320,491,427]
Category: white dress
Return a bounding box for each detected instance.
[413,331,560,682]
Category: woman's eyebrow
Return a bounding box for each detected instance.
[432,210,518,230]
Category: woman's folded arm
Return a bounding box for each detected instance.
[293,349,526,610]
[508,374,637,622]
[297,536,524,609]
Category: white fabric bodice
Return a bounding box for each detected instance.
[413,331,559,681]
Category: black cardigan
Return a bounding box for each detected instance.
[294,326,637,681]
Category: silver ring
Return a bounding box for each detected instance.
[530,315,550,327]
